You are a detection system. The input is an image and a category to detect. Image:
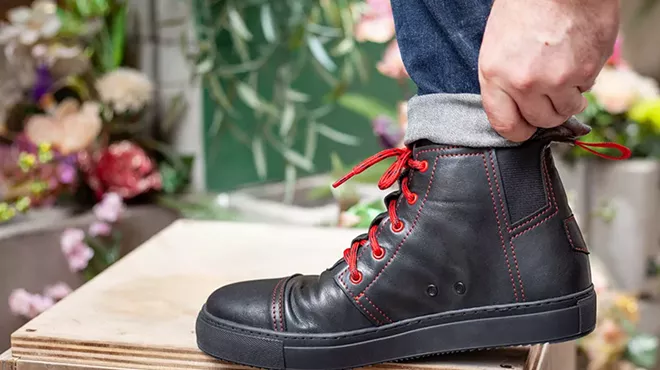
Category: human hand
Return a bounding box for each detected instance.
[478,0,620,142]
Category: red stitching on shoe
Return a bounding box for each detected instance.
[278,279,286,332]
[483,153,519,302]
[362,294,393,323]
[509,240,526,301]
[360,152,482,296]
[489,152,526,301]
[271,278,285,331]
[414,146,461,154]
[563,216,589,253]
[353,295,382,325]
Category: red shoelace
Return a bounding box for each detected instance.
[332,140,631,284]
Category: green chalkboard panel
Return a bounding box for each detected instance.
[202,41,406,192]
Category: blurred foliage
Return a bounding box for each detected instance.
[189,0,366,201]
[567,93,660,160]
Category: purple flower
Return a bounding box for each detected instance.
[32,64,53,102]
[89,222,112,237]
[57,163,77,184]
[372,115,404,149]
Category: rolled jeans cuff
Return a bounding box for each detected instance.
[404,93,591,147]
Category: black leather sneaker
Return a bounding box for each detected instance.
[196,139,629,370]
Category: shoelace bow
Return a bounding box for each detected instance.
[332,140,631,284]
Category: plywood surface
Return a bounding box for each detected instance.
[7,221,535,369]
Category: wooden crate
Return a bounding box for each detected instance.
[1,221,575,370]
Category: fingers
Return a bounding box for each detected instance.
[512,92,567,128]
[548,87,588,116]
[481,76,537,142]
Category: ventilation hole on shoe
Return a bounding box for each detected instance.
[426,284,438,297]
[500,364,513,369]
[454,282,466,295]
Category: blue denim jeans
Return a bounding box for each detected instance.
[391,0,589,147]
[391,0,492,95]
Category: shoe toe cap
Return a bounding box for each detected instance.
[205,278,284,330]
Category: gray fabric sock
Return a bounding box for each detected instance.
[404,93,591,147]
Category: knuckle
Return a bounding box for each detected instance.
[581,63,600,80]
[479,63,499,80]
[511,74,535,91]
[549,72,571,87]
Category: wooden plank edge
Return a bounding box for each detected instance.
[1,350,17,370]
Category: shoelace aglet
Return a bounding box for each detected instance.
[332,172,355,188]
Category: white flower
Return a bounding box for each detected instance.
[0,1,61,45]
[96,68,154,114]
[32,43,83,65]
[592,67,660,114]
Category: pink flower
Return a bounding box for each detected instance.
[606,37,627,68]
[89,221,111,237]
[355,0,395,43]
[8,289,33,317]
[60,228,85,254]
[8,289,55,319]
[60,228,94,272]
[377,40,408,80]
[28,295,54,318]
[93,192,125,223]
[44,282,72,301]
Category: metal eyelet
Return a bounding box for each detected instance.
[391,220,404,232]
[419,160,429,172]
[372,248,385,260]
[350,271,363,284]
[407,193,418,205]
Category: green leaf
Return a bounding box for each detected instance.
[283,164,297,204]
[345,201,387,228]
[626,333,658,369]
[305,120,319,160]
[208,110,225,136]
[91,0,110,16]
[206,76,234,113]
[159,162,178,194]
[76,0,92,16]
[260,3,277,43]
[269,135,314,172]
[317,124,360,146]
[252,137,268,179]
[110,4,127,67]
[236,82,261,109]
[286,89,310,103]
[332,38,354,56]
[197,58,214,74]
[307,36,337,72]
[56,9,85,36]
[236,82,278,116]
[279,103,295,137]
[227,4,252,41]
[159,155,195,194]
[338,94,397,120]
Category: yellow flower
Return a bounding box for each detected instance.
[614,294,639,323]
[628,99,660,132]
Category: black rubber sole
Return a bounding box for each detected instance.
[196,287,596,370]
